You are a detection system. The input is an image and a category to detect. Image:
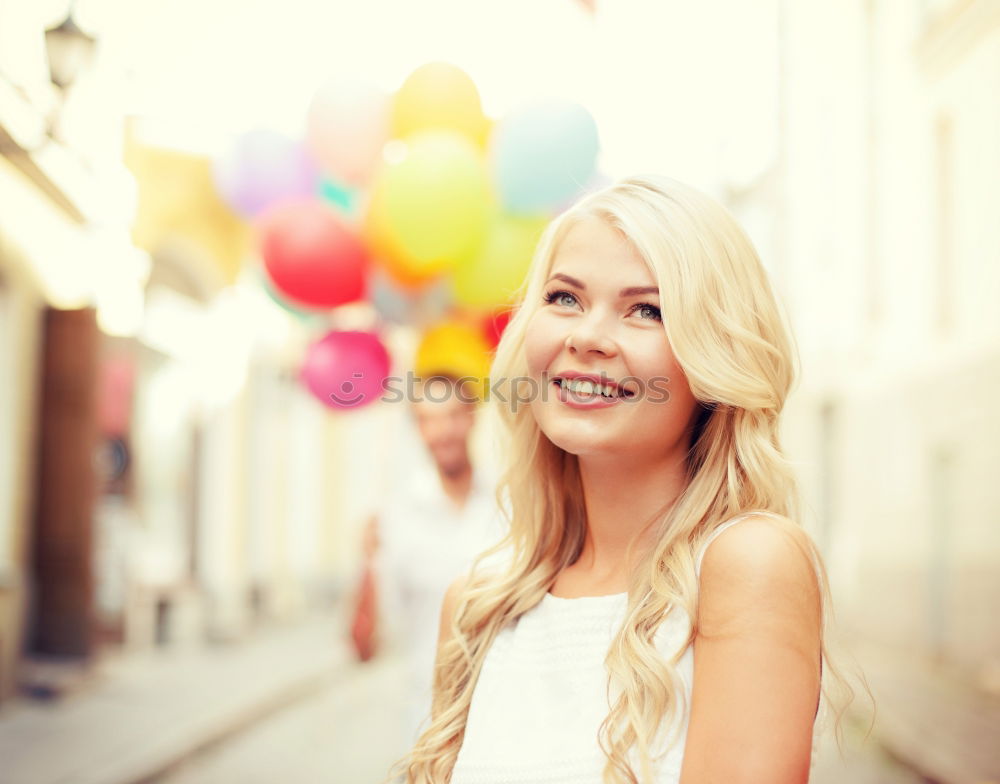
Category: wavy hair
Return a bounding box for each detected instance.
[384,174,873,783]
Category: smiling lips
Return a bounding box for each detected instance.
[551,371,636,407]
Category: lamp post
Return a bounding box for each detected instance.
[44,5,96,91]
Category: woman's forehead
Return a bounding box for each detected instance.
[549,237,655,289]
[556,215,633,256]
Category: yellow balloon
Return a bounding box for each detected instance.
[392,62,491,148]
[365,130,492,286]
[453,212,550,308]
[414,321,493,400]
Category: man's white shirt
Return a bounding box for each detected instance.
[373,463,511,742]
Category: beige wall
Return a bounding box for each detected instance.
[731,0,1000,685]
[0,189,45,701]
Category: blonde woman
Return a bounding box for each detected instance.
[385,175,868,783]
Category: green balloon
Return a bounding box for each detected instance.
[452,212,549,307]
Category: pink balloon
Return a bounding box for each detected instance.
[259,200,369,308]
[307,78,390,187]
[300,330,390,410]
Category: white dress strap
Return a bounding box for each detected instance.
[694,511,780,577]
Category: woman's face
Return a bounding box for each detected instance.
[523,216,699,462]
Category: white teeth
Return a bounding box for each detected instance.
[559,378,619,398]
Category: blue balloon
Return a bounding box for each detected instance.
[492,101,600,213]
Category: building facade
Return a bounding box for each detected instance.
[725,0,1000,687]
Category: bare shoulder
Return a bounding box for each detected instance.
[702,513,818,582]
[697,514,822,643]
[683,514,824,779]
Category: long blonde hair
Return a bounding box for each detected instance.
[384,174,872,783]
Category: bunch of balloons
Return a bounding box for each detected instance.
[211,62,603,409]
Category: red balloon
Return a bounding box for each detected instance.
[260,200,368,308]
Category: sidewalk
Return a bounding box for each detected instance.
[0,609,353,784]
[852,640,1000,784]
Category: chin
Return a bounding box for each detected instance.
[538,422,617,457]
[434,448,468,470]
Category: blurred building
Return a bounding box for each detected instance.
[0,2,119,702]
[0,7,366,706]
[725,0,1000,690]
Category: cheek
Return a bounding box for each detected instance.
[631,342,696,406]
[456,416,475,438]
[627,335,680,384]
[660,355,689,391]
[523,312,562,377]
[649,358,697,421]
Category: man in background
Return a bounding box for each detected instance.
[351,373,507,744]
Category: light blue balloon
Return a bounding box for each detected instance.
[370,270,453,326]
[493,101,600,214]
[370,271,413,324]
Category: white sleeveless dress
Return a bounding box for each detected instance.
[450,513,829,783]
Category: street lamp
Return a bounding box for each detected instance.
[44,7,96,91]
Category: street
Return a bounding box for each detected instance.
[156,650,925,784]
[810,715,926,784]
[156,650,414,784]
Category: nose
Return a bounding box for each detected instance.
[565,308,618,357]
[423,409,469,443]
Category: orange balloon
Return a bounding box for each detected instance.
[362,183,440,288]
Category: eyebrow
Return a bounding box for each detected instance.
[546,272,659,298]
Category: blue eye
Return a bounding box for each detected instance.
[632,303,662,321]
[543,289,578,308]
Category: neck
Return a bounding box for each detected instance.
[573,449,688,581]
[438,460,474,510]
